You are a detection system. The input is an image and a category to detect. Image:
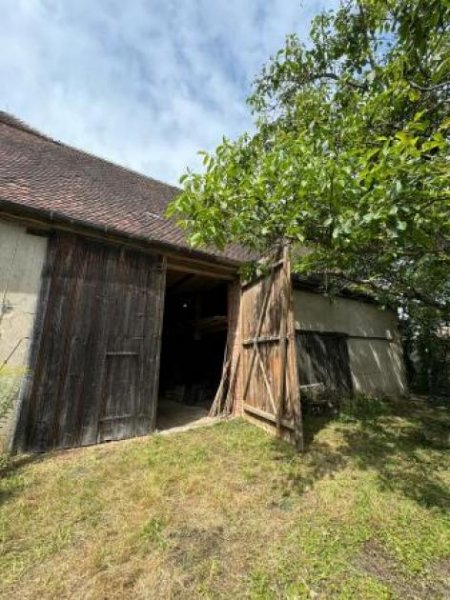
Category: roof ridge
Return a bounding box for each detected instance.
[0,111,56,143]
[0,110,181,195]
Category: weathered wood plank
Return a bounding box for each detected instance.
[239,245,304,448]
[242,264,278,402]
[16,234,166,451]
[242,334,281,345]
[243,403,295,431]
[276,245,289,431]
[286,250,303,450]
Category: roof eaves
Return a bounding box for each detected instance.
[0,197,244,269]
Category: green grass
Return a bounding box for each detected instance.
[0,397,449,599]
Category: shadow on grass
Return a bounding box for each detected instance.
[340,414,450,511]
[0,452,49,507]
[0,451,48,476]
[303,413,335,448]
[273,397,450,512]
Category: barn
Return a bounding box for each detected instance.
[0,113,407,452]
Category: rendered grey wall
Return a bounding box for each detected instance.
[293,290,408,397]
[0,219,47,448]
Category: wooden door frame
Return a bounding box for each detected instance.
[157,265,234,424]
[149,256,168,433]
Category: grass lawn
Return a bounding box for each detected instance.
[0,397,449,599]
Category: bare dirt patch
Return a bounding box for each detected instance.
[356,539,447,599]
[168,524,225,568]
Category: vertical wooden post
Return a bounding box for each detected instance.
[276,244,289,432]
[228,280,242,415]
[209,278,242,417]
[149,255,167,432]
[286,250,303,451]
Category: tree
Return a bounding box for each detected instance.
[169,0,449,318]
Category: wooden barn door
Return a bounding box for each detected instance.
[240,247,303,449]
[15,234,166,451]
[96,244,166,442]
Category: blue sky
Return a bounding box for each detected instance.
[1,0,337,184]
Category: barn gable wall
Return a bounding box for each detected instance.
[0,219,47,449]
[293,290,408,398]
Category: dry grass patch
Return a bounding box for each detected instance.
[0,397,449,599]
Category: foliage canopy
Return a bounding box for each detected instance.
[169,0,449,318]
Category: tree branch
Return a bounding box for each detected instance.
[326,271,447,311]
[356,0,377,71]
[302,72,368,91]
[408,80,450,92]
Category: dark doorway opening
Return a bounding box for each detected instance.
[296,331,352,394]
[156,270,228,431]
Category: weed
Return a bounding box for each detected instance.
[140,517,167,549]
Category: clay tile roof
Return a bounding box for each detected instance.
[0,112,251,264]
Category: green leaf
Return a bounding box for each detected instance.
[167,0,449,323]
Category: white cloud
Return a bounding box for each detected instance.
[0,0,337,184]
